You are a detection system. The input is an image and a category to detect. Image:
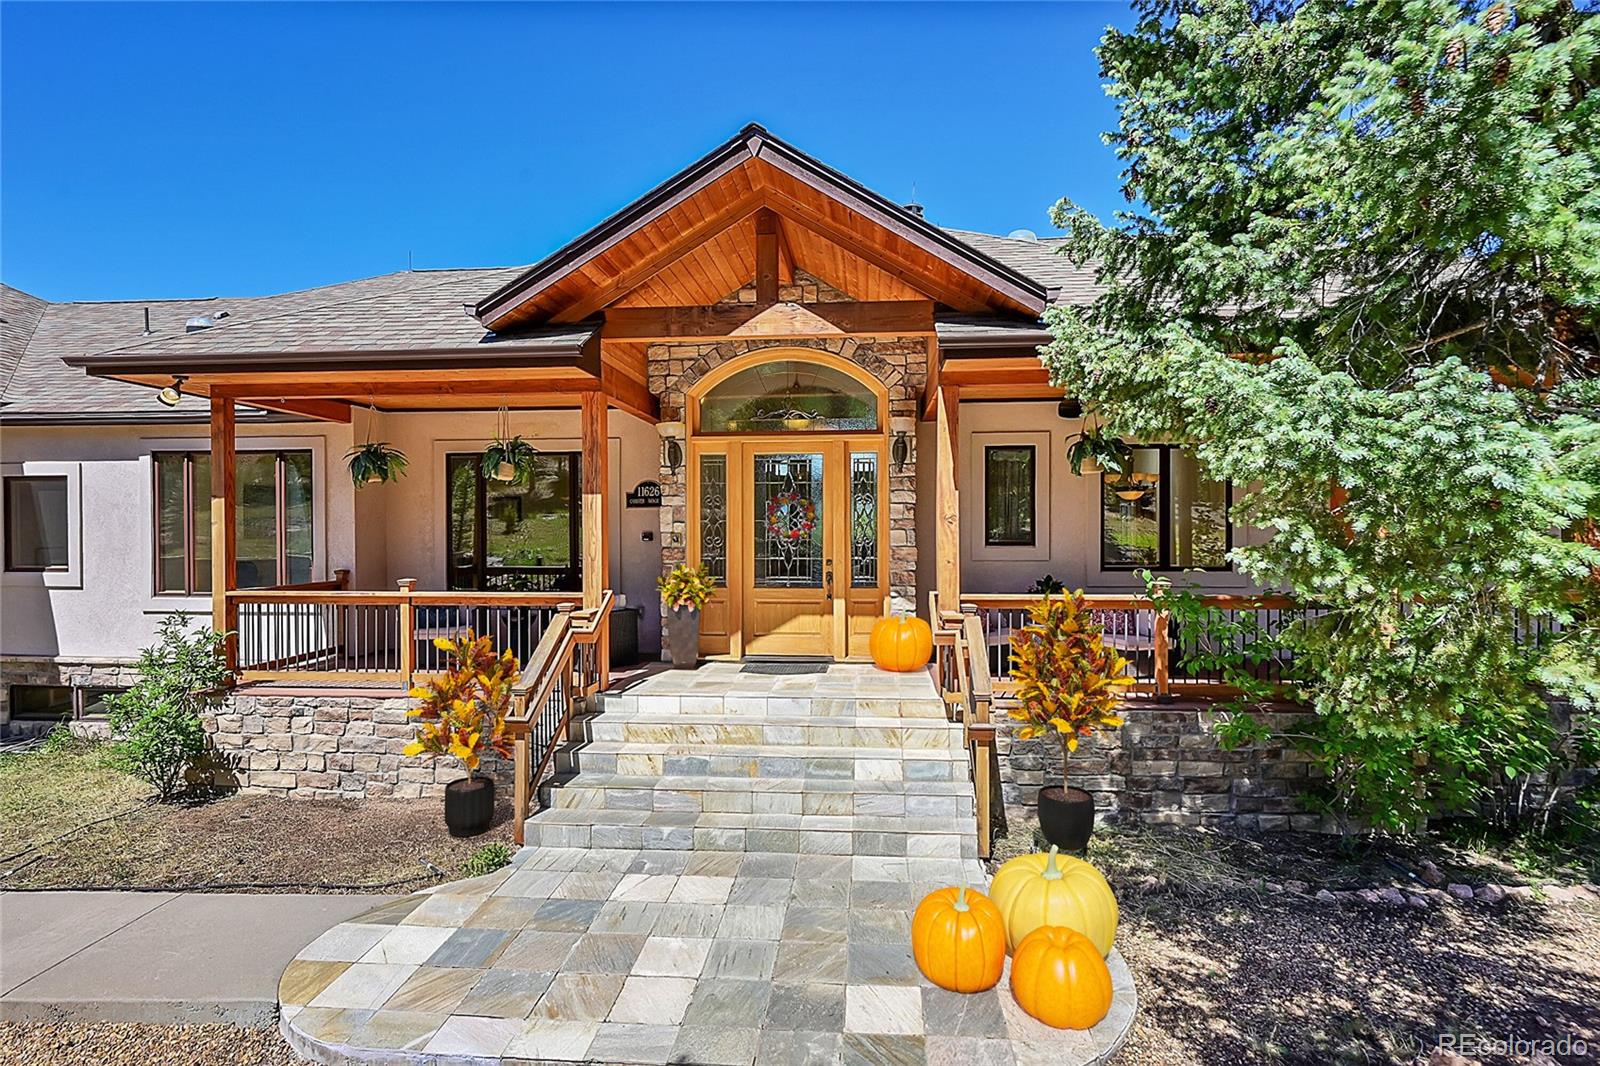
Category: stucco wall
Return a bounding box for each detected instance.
[955,401,1268,596]
[0,409,666,700]
[365,407,665,654]
[0,420,359,661]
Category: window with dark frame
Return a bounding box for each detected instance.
[6,684,126,722]
[984,445,1036,547]
[1100,445,1231,570]
[446,452,582,592]
[153,450,314,595]
[5,475,69,571]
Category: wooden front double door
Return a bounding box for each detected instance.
[690,437,888,659]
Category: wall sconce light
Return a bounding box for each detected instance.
[891,430,913,473]
[662,437,684,476]
[156,375,188,408]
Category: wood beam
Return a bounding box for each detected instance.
[236,397,353,423]
[935,384,960,608]
[581,392,610,686]
[552,191,766,324]
[774,213,796,285]
[601,300,933,343]
[600,359,660,423]
[210,396,239,673]
[758,188,989,314]
[939,356,1053,389]
[755,208,780,305]
[207,373,602,401]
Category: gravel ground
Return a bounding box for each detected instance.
[0,1022,299,1066]
[992,820,1600,1066]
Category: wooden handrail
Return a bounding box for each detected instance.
[508,590,613,845]
[928,601,998,859]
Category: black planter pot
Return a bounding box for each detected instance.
[667,606,701,669]
[1037,785,1096,851]
[444,775,495,837]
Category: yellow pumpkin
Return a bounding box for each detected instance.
[870,614,933,672]
[1010,925,1114,1029]
[910,885,1006,993]
[989,845,1117,956]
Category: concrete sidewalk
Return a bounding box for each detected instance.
[1,890,393,1026]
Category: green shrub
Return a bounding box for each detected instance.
[461,842,514,878]
[106,616,231,800]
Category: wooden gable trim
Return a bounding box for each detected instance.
[473,124,1049,330]
[600,300,933,342]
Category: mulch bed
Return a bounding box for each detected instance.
[4,792,518,891]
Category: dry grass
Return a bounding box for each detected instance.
[0,1022,298,1066]
[0,739,516,891]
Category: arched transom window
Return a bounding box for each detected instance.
[696,359,880,433]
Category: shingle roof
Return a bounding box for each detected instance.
[3,224,1092,424]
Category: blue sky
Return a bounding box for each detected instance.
[2,2,1135,302]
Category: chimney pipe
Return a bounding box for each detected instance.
[903,201,925,219]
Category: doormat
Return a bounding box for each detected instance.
[740,661,829,675]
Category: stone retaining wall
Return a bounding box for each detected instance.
[204,691,511,799]
[996,705,1334,833]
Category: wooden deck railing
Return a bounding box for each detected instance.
[228,579,581,688]
[507,591,614,845]
[930,595,1000,859]
[951,591,1314,699]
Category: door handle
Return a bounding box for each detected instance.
[825,560,834,600]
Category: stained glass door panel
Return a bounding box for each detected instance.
[752,454,824,588]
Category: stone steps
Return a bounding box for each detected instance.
[599,692,950,719]
[552,741,969,782]
[540,771,976,818]
[519,805,979,859]
[570,712,964,751]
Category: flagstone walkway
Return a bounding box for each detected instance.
[279,664,1137,1065]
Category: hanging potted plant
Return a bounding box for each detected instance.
[1065,425,1132,478]
[1008,590,1134,850]
[482,406,539,484]
[403,631,518,836]
[658,563,716,669]
[346,405,408,486]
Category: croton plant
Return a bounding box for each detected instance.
[404,632,518,773]
[1008,591,1133,779]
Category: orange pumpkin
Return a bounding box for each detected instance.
[870,614,932,672]
[911,885,1006,993]
[1009,925,1114,1030]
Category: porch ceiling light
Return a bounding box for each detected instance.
[156,375,188,408]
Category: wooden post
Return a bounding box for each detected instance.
[333,568,351,590]
[1153,608,1171,701]
[755,208,780,305]
[935,384,961,608]
[397,578,417,688]
[581,392,610,690]
[210,396,238,674]
[512,733,529,846]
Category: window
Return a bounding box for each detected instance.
[154,451,314,594]
[5,476,68,571]
[8,684,73,721]
[698,454,727,586]
[78,687,126,717]
[698,360,879,433]
[1101,445,1230,570]
[984,445,1036,547]
[447,452,581,591]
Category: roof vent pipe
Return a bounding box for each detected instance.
[903,201,925,219]
[142,307,152,335]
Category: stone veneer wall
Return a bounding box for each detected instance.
[0,656,140,735]
[204,690,512,799]
[997,707,1333,833]
[649,273,927,616]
